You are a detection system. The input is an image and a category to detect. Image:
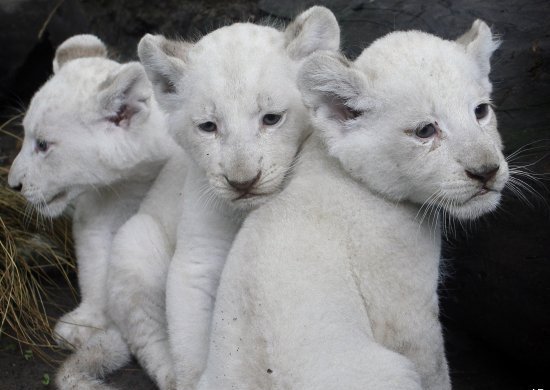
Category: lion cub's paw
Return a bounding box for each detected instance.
[53,304,106,350]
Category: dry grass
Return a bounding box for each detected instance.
[0,164,76,361]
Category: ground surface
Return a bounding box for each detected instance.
[0,305,546,390]
[0,284,546,390]
[1,0,549,389]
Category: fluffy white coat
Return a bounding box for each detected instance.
[138,7,341,388]
[7,34,187,390]
[199,20,509,390]
[8,35,175,352]
[57,152,188,390]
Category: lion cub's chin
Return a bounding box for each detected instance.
[447,190,502,220]
[230,191,277,210]
[42,192,71,217]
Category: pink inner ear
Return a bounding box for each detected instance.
[330,98,362,121]
[108,104,132,127]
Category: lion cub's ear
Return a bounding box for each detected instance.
[138,34,192,110]
[298,52,369,121]
[53,34,108,73]
[298,51,373,145]
[285,6,340,60]
[98,63,152,129]
[456,19,500,79]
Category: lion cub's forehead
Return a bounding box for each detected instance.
[24,58,118,134]
[356,31,486,113]
[193,23,284,55]
[190,24,289,76]
[362,32,480,86]
[185,23,298,108]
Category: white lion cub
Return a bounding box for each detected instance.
[8,35,175,350]
[56,152,188,390]
[200,20,508,389]
[138,6,340,387]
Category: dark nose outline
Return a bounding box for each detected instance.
[9,183,23,192]
[225,171,261,192]
[465,165,500,184]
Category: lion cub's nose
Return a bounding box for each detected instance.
[9,183,23,192]
[226,171,261,192]
[465,165,500,184]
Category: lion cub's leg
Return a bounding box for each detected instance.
[166,178,242,389]
[107,213,176,390]
[200,287,423,390]
[386,305,450,390]
[54,213,114,350]
[296,341,422,390]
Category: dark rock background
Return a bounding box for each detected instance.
[0,0,549,388]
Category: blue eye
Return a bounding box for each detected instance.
[199,121,217,132]
[475,104,489,120]
[36,139,49,152]
[415,124,436,138]
[262,114,282,126]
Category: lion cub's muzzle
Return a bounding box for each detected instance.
[224,170,262,200]
[9,182,23,192]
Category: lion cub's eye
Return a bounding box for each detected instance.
[415,124,436,138]
[198,121,217,133]
[475,103,489,120]
[262,114,282,126]
[35,139,49,153]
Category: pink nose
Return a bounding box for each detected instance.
[9,182,22,192]
[465,165,499,184]
[225,171,261,192]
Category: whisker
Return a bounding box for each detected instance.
[505,180,535,208]
[415,189,442,226]
[505,139,550,161]
[509,176,548,207]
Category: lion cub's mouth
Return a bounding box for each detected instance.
[474,186,497,197]
[46,191,68,205]
[463,186,499,204]
[475,188,490,196]
[233,191,274,201]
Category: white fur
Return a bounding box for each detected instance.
[105,152,188,389]
[7,34,181,388]
[138,6,340,388]
[199,20,508,389]
[57,152,189,390]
